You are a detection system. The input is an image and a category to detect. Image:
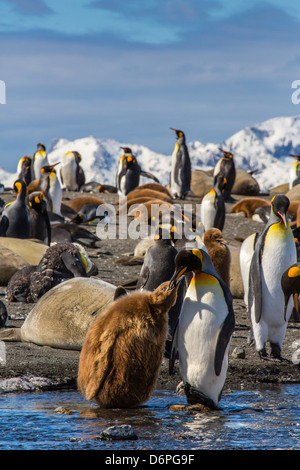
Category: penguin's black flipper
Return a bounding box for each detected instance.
[169,322,179,375]
[248,232,266,324]
[140,170,160,184]
[214,278,235,377]
[60,251,87,278]
[136,266,150,290]
[0,215,9,236]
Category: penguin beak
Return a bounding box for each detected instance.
[169,267,187,289]
[278,211,287,228]
[290,154,300,160]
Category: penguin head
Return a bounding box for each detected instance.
[41,162,59,175]
[13,179,26,195]
[37,143,46,152]
[290,154,300,161]
[149,280,180,314]
[218,148,233,159]
[169,248,204,288]
[120,147,132,155]
[170,128,185,141]
[28,191,47,212]
[270,194,290,227]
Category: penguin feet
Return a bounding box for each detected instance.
[184,382,219,410]
[258,344,284,362]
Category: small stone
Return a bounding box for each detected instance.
[186,404,211,412]
[232,346,246,359]
[169,404,187,412]
[54,406,73,415]
[100,424,138,441]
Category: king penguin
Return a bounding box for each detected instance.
[28,191,51,245]
[0,180,31,238]
[170,128,191,200]
[281,262,300,323]
[17,156,32,186]
[32,143,49,180]
[60,151,86,191]
[248,194,297,360]
[38,164,62,215]
[200,174,227,231]
[289,154,300,189]
[169,248,235,410]
[213,149,236,201]
[116,147,159,197]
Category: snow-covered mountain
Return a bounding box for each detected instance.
[3,115,300,192]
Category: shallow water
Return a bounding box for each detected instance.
[0,384,299,450]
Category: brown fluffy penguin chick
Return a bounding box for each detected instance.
[204,228,231,287]
[77,280,180,408]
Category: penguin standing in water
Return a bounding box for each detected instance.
[289,154,300,188]
[248,194,297,360]
[213,149,236,201]
[169,248,235,410]
[28,191,51,245]
[200,174,227,231]
[0,180,31,238]
[17,156,32,185]
[32,143,49,180]
[60,151,86,191]
[116,147,160,197]
[170,128,191,200]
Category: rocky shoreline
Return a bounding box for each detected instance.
[0,187,300,395]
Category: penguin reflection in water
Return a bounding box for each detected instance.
[169,248,235,410]
[78,280,181,408]
[248,195,297,360]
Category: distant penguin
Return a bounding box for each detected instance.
[32,143,49,180]
[37,163,62,215]
[200,174,227,231]
[136,228,185,351]
[281,263,300,323]
[0,180,31,239]
[17,156,32,185]
[248,194,297,360]
[289,154,300,189]
[77,280,180,408]
[169,248,235,410]
[213,149,236,201]
[60,151,85,191]
[204,228,231,287]
[51,222,101,247]
[116,147,160,197]
[28,191,51,245]
[97,183,118,193]
[170,128,191,199]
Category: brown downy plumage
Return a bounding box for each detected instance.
[77,280,180,408]
[204,228,231,287]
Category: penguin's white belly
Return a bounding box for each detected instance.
[49,181,62,215]
[178,273,230,405]
[200,193,215,231]
[239,232,256,306]
[61,161,77,190]
[170,148,181,197]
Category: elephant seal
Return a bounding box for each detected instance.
[0,237,47,265]
[0,277,118,350]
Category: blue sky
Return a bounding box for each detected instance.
[1,0,300,172]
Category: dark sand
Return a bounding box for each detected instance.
[0,188,299,393]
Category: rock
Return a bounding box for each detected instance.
[232,346,246,359]
[100,425,138,440]
[54,406,73,415]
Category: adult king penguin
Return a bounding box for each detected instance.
[200,174,227,231]
[213,149,236,201]
[170,128,191,200]
[289,154,300,189]
[0,180,31,238]
[169,248,235,410]
[32,143,49,180]
[60,151,85,191]
[248,194,297,360]
[116,147,159,197]
[17,156,32,186]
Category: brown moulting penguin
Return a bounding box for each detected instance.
[32,143,49,180]
[203,228,231,287]
[0,180,31,239]
[28,191,51,245]
[281,263,300,323]
[77,280,181,408]
[29,242,89,302]
[169,248,235,410]
[116,147,160,197]
[60,151,86,191]
[213,149,236,202]
[170,128,191,200]
[248,195,297,360]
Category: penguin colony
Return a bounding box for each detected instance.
[0,136,299,412]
